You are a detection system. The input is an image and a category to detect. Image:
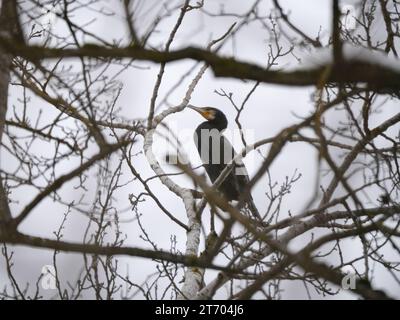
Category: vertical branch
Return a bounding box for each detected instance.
[0,0,23,230]
[123,0,140,46]
[379,0,398,56]
[147,0,191,130]
[0,51,12,226]
[332,0,342,65]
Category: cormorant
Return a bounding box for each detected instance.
[187,104,261,219]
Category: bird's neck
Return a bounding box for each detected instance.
[198,119,227,132]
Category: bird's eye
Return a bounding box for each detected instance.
[206,110,215,119]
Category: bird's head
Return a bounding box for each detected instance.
[187,105,223,121]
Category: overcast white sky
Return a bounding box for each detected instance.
[1,0,399,299]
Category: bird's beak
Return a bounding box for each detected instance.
[187,104,203,113]
[187,104,212,120]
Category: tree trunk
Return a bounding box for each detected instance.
[0,1,22,234]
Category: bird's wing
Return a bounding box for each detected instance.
[220,134,250,181]
[222,136,261,218]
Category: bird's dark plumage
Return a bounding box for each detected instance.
[188,105,260,219]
